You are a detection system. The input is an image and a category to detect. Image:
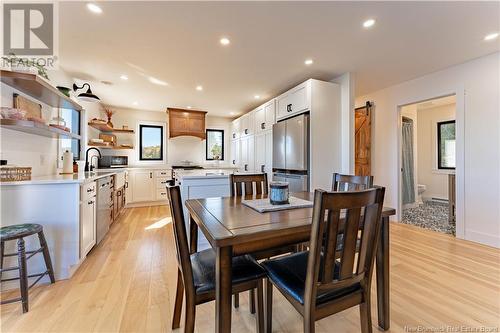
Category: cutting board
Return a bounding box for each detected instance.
[13,94,42,120]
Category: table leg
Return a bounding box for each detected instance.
[215,246,233,333]
[376,216,390,330]
[189,215,198,254]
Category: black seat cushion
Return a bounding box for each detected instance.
[262,251,361,305]
[191,249,266,295]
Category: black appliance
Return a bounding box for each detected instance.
[98,156,128,168]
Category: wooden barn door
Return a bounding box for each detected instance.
[355,102,372,176]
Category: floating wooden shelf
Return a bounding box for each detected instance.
[1,119,82,140]
[87,143,134,150]
[88,122,134,133]
[0,70,83,111]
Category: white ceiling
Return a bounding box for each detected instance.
[58,1,500,117]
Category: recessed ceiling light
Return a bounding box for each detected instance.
[86,3,102,14]
[484,32,499,41]
[254,95,261,99]
[133,101,138,106]
[363,18,376,28]
[120,74,128,80]
[304,59,313,65]
[186,106,192,109]
[220,37,230,46]
[196,85,203,91]
[148,77,168,86]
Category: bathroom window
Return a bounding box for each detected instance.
[206,129,224,160]
[437,120,456,169]
[139,125,164,160]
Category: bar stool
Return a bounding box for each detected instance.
[0,224,55,313]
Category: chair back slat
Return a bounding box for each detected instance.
[304,187,385,310]
[332,173,373,191]
[166,185,194,289]
[230,174,268,197]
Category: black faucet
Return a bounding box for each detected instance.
[85,147,101,172]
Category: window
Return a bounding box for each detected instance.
[60,109,81,160]
[437,120,456,169]
[139,125,164,160]
[206,129,224,160]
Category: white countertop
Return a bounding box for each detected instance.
[175,169,235,180]
[0,170,125,186]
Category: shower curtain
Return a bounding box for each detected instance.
[402,118,415,205]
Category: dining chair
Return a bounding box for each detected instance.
[332,173,373,191]
[262,187,386,333]
[229,173,267,312]
[167,184,266,333]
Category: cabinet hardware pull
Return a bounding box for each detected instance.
[245,164,248,171]
[232,160,235,165]
[88,200,93,205]
[125,182,128,188]
[287,104,292,112]
[87,188,93,193]
[150,172,152,178]
[261,165,265,173]
[261,122,265,129]
[233,133,236,138]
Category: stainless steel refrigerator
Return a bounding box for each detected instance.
[272,114,309,192]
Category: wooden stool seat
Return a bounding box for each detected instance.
[0,224,43,241]
[0,223,55,313]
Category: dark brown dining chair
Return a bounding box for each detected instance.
[263,187,386,333]
[332,173,373,192]
[229,173,268,311]
[167,184,266,333]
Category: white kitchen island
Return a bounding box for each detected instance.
[176,169,236,250]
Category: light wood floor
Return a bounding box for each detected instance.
[1,206,499,332]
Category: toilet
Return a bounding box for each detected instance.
[417,184,427,204]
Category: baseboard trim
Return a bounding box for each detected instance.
[125,200,168,208]
[466,230,500,248]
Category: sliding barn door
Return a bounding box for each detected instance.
[355,102,372,176]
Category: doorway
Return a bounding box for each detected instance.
[399,95,457,235]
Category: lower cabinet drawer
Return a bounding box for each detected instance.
[155,170,171,178]
[156,189,168,201]
[156,176,171,189]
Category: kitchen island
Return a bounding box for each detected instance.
[0,170,126,290]
[175,169,239,250]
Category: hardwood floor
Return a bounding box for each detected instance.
[1,206,499,332]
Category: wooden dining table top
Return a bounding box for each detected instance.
[185,191,396,249]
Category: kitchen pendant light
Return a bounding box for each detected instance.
[72,83,100,102]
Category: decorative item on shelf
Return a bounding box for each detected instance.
[0,162,32,182]
[269,181,290,205]
[56,86,71,97]
[0,107,27,120]
[2,53,49,80]
[89,138,104,144]
[73,161,78,173]
[102,105,115,128]
[122,125,128,130]
[99,133,116,146]
[120,144,133,148]
[73,83,100,102]
[49,116,70,132]
[90,118,107,124]
[13,94,45,124]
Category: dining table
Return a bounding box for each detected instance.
[185,191,396,333]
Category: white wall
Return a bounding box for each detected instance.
[417,103,455,200]
[88,106,232,167]
[356,52,500,248]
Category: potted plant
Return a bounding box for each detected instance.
[102,105,115,128]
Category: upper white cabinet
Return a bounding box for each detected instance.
[231,118,240,140]
[240,112,255,137]
[276,80,311,121]
[255,99,276,133]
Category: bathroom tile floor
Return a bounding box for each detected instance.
[402,201,455,235]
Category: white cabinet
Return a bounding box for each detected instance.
[230,139,240,168]
[240,111,255,137]
[255,131,273,180]
[131,170,155,202]
[80,182,96,258]
[276,80,311,121]
[255,99,276,133]
[231,119,241,140]
[240,135,255,172]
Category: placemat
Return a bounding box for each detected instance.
[242,196,313,213]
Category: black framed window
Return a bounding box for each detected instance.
[139,125,164,160]
[206,129,224,160]
[437,120,456,169]
[61,109,81,160]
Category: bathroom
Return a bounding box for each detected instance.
[400,95,457,235]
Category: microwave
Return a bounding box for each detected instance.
[98,156,128,168]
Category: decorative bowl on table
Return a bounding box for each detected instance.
[269,181,289,205]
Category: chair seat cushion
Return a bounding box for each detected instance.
[191,249,266,295]
[262,251,361,305]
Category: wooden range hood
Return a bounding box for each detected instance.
[167,108,207,139]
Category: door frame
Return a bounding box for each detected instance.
[396,87,465,239]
